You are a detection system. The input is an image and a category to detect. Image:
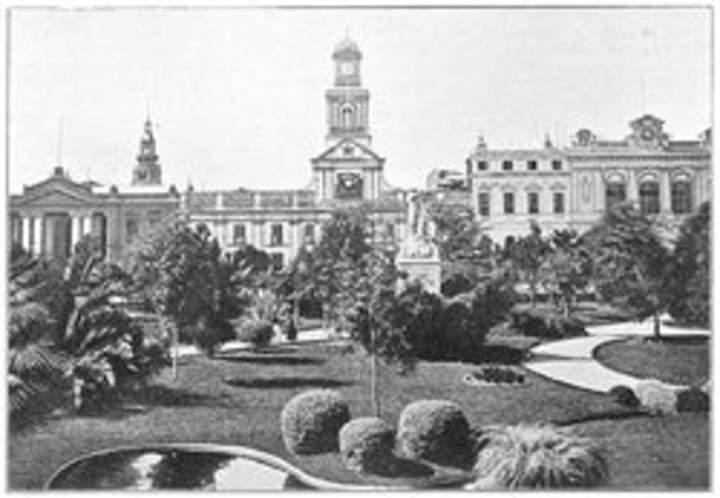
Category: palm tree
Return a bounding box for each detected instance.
[8,256,69,418]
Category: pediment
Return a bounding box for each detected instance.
[312,138,384,164]
[16,183,97,207]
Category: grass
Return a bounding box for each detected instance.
[8,341,709,489]
[594,337,709,386]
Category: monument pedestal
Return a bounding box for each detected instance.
[396,253,442,294]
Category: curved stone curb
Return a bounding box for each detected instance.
[524,324,707,393]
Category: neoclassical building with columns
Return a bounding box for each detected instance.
[9,118,180,263]
[465,114,712,242]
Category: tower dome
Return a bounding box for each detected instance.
[332,35,362,60]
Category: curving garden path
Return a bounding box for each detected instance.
[524,315,710,393]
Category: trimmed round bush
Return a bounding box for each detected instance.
[281,389,351,455]
[675,387,710,413]
[397,399,472,467]
[608,385,640,408]
[634,379,677,415]
[339,417,396,474]
[238,319,274,348]
[467,424,609,490]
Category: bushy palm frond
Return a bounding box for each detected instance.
[469,424,609,490]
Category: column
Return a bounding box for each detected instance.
[660,171,671,213]
[595,171,605,212]
[71,216,81,247]
[22,217,31,252]
[82,216,92,236]
[33,216,43,256]
[627,171,638,203]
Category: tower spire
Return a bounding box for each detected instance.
[56,116,63,167]
[132,115,162,185]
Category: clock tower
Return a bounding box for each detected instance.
[132,117,162,185]
[326,36,371,147]
[311,36,387,203]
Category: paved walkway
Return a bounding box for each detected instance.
[524,315,710,393]
[176,328,339,357]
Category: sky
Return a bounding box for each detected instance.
[7,6,712,193]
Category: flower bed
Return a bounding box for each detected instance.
[463,367,525,386]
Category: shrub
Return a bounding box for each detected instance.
[675,387,710,413]
[408,277,515,363]
[280,389,351,455]
[473,367,524,384]
[467,424,609,490]
[510,308,586,339]
[338,417,396,474]
[608,385,640,408]
[396,399,472,468]
[634,379,677,415]
[238,319,274,348]
[193,314,236,356]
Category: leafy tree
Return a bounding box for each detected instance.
[511,222,551,306]
[540,229,592,317]
[337,249,416,417]
[666,201,710,327]
[583,203,673,339]
[428,202,498,296]
[129,222,244,376]
[304,208,373,326]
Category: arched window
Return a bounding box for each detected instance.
[639,180,660,214]
[671,180,693,214]
[605,181,626,211]
[341,106,354,128]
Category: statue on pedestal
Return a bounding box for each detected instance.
[399,192,438,260]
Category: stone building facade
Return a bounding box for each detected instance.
[9,118,180,263]
[466,115,712,242]
[181,36,407,269]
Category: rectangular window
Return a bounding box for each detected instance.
[671,181,692,214]
[477,161,488,171]
[304,223,315,244]
[528,192,539,214]
[148,210,162,229]
[385,223,395,241]
[233,224,246,244]
[270,224,283,246]
[552,160,563,171]
[269,253,284,271]
[527,160,538,171]
[639,182,660,215]
[502,160,513,171]
[503,192,515,214]
[478,192,490,216]
[125,218,138,245]
[553,192,565,214]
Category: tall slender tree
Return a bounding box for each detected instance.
[583,203,672,339]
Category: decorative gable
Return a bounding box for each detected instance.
[627,114,669,150]
[311,138,384,165]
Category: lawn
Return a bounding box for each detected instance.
[8,341,709,489]
[595,336,710,386]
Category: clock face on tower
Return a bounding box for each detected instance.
[340,62,355,76]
